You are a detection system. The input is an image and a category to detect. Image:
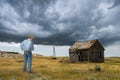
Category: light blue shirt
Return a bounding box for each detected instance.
[20,39,34,51]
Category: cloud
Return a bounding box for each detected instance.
[0,0,120,46]
[109,0,120,8]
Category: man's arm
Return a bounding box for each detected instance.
[20,41,24,51]
[30,42,34,51]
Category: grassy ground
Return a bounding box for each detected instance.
[0,56,120,80]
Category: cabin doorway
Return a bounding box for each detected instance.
[78,52,83,61]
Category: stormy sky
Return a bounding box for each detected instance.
[0,0,120,46]
[0,0,120,56]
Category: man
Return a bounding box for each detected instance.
[20,35,34,73]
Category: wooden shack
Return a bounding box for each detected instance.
[69,40,105,62]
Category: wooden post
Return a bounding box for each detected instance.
[53,45,56,57]
[88,52,90,63]
[51,45,57,59]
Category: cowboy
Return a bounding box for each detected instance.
[20,35,34,73]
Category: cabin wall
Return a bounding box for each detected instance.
[88,50,104,62]
[69,49,79,62]
[69,54,79,62]
[86,42,104,62]
[69,50,104,62]
[76,50,88,61]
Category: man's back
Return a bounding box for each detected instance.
[20,39,34,51]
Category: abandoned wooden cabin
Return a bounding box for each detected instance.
[69,39,105,62]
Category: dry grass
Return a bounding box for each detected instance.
[0,56,120,80]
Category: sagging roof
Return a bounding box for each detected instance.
[70,39,98,50]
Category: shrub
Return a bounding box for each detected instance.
[95,65,101,71]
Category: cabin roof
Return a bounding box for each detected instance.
[70,39,100,50]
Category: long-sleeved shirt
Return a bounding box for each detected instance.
[20,39,34,51]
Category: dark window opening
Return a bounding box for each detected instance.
[72,51,75,54]
[94,45,96,48]
[91,51,93,57]
[100,52,102,58]
[91,51,93,53]
[78,55,81,61]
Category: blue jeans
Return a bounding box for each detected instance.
[23,51,32,73]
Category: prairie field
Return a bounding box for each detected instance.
[0,55,120,80]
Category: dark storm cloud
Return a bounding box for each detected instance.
[0,0,120,46]
[110,0,120,8]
